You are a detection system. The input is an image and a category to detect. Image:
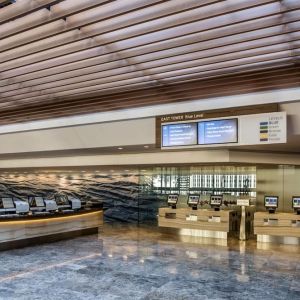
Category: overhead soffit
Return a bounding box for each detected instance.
[0,0,299,124]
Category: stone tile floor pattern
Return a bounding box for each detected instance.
[0,224,299,300]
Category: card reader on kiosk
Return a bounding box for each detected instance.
[68,196,81,210]
[167,194,179,209]
[210,195,223,211]
[44,198,58,212]
[292,196,300,215]
[14,198,30,214]
[264,196,278,214]
[187,194,200,210]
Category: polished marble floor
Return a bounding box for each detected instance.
[0,224,299,300]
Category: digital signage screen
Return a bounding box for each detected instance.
[162,123,197,147]
[198,118,238,145]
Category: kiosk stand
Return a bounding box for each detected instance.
[158,194,238,240]
[264,196,278,214]
[254,196,300,245]
[167,194,179,209]
[292,196,300,215]
[236,198,252,241]
[187,195,200,210]
[210,195,223,211]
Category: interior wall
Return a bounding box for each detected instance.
[0,118,155,154]
[0,164,298,224]
[256,165,300,213]
[0,169,146,223]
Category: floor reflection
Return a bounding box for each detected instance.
[0,224,299,300]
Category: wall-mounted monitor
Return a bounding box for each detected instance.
[162,123,197,147]
[292,196,300,209]
[264,196,278,208]
[198,118,238,145]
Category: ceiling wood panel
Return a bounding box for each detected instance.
[0,0,299,125]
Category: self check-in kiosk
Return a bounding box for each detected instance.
[210,195,223,211]
[0,197,29,215]
[28,196,58,213]
[187,194,200,210]
[264,196,278,214]
[292,196,300,215]
[167,194,179,209]
[55,194,81,211]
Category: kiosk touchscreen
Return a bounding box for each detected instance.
[55,194,71,210]
[187,195,200,210]
[264,196,278,214]
[28,196,46,212]
[1,197,16,214]
[210,195,223,211]
[292,196,300,215]
[167,194,179,209]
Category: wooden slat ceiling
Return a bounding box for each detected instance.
[0,0,299,125]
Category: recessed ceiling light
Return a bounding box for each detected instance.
[144,145,149,148]
[117,147,123,150]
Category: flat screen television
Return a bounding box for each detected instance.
[162,123,197,147]
[198,118,238,145]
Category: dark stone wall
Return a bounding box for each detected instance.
[0,172,161,223]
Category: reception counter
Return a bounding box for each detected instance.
[158,207,239,239]
[0,209,103,250]
[254,212,300,244]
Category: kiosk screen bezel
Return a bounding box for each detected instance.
[55,195,69,206]
[187,195,200,205]
[2,197,14,209]
[210,195,223,206]
[167,194,179,205]
[264,196,278,208]
[292,196,300,209]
